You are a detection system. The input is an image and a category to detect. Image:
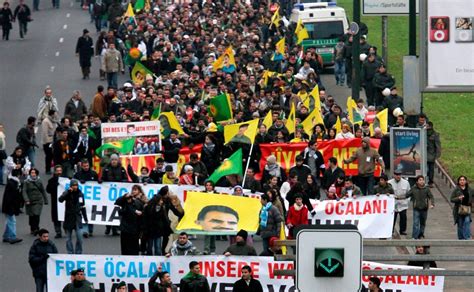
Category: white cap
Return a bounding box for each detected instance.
[123,82,133,88]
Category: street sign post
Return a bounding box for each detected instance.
[296,225,363,292]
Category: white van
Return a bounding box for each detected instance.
[290,2,349,66]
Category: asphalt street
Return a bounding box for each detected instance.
[0,3,377,291]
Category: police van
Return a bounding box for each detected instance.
[290,1,349,67]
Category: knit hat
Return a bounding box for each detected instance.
[328,185,337,193]
[236,229,248,241]
[70,179,79,186]
[110,153,119,160]
[267,155,277,164]
[269,236,279,248]
[362,137,370,144]
[184,165,194,172]
[117,281,126,288]
[164,165,173,172]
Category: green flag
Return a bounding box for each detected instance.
[151,103,161,121]
[208,93,233,122]
[95,138,136,157]
[208,149,243,184]
[134,0,144,11]
[87,128,97,140]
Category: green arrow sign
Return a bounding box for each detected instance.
[314,248,344,277]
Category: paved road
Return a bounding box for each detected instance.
[0,3,448,291]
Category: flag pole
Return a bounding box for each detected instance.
[241,142,255,188]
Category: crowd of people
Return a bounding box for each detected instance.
[0,0,471,291]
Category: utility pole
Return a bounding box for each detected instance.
[351,0,361,100]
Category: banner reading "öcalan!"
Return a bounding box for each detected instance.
[47,254,295,292]
[310,195,395,238]
[56,178,257,226]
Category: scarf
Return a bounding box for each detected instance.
[74,134,88,154]
[265,163,281,178]
[259,202,273,228]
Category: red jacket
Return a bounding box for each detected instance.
[286,204,309,239]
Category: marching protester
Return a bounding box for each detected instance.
[29,229,58,292]
[73,159,99,237]
[179,261,211,292]
[426,122,441,188]
[0,2,14,41]
[40,110,57,175]
[167,232,199,257]
[406,175,435,239]
[232,265,264,292]
[224,229,257,256]
[0,123,5,184]
[450,176,473,240]
[1,170,23,244]
[257,194,282,252]
[75,29,94,80]
[16,116,37,167]
[13,0,31,39]
[149,269,178,292]
[62,268,95,292]
[46,165,64,238]
[5,146,31,179]
[388,169,410,235]
[59,179,88,254]
[115,187,146,255]
[23,168,48,235]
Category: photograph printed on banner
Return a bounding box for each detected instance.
[391,128,426,177]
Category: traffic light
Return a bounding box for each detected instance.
[314,248,344,277]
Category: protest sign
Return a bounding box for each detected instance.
[310,195,395,238]
[390,128,426,177]
[176,192,261,235]
[257,138,382,180]
[57,178,258,226]
[47,255,444,292]
[47,255,295,292]
[100,121,161,155]
[362,261,444,291]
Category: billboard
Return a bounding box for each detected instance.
[362,0,419,15]
[421,0,474,91]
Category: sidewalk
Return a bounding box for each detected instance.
[401,168,474,291]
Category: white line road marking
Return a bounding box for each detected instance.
[50,66,55,72]
[63,24,67,29]
[55,51,60,57]
[70,2,73,7]
[66,13,70,18]
[59,37,64,43]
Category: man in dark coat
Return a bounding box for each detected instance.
[46,165,64,238]
[16,116,37,167]
[426,122,441,187]
[76,29,94,79]
[115,191,145,255]
[13,0,31,39]
[59,179,88,254]
[180,261,211,292]
[29,229,58,292]
[73,159,98,237]
[149,270,178,292]
[232,265,264,292]
[1,171,23,244]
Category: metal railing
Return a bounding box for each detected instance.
[273,239,474,277]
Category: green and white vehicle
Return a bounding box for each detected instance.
[290,1,349,67]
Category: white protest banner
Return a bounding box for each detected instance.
[57,178,260,225]
[47,254,295,292]
[101,121,160,138]
[310,195,395,238]
[362,261,444,292]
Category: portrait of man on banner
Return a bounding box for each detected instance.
[176,192,261,235]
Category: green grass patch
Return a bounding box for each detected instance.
[338,0,474,179]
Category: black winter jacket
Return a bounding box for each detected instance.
[29,239,58,279]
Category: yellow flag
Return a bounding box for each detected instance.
[280,222,287,255]
[305,84,321,112]
[369,108,388,135]
[144,0,150,12]
[224,119,259,145]
[262,110,273,131]
[270,7,281,28]
[124,3,135,18]
[261,70,276,87]
[295,19,309,44]
[275,38,285,55]
[334,116,342,134]
[212,47,236,72]
[301,108,324,135]
[286,104,296,135]
[159,112,184,135]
